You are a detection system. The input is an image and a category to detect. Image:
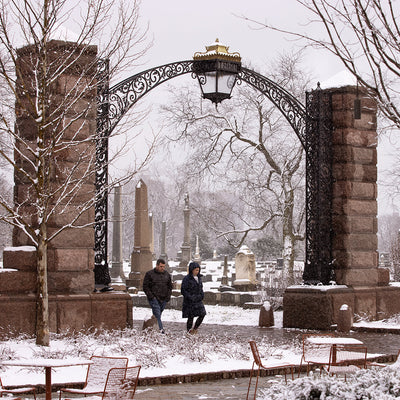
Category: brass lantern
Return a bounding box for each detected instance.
[193,39,241,104]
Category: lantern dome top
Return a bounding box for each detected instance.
[193,38,241,62]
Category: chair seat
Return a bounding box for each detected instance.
[328,364,360,375]
[60,385,104,395]
[260,359,294,369]
[305,356,329,365]
[1,387,36,394]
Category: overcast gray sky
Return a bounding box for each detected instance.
[138,0,343,85]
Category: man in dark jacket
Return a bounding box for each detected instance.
[143,259,172,333]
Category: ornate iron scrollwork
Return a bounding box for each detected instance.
[107,61,194,135]
[239,67,307,148]
[303,88,334,284]
[95,58,111,285]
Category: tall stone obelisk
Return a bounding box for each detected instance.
[127,180,153,289]
[160,220,168,265]
[178,193,191,270]
[110,185,125,282]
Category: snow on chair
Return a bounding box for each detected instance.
[59,355,129,399]
[0,376,36,399]
[247,340,294,400]
[326,344,367,381]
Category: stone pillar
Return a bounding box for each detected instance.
[0,40,132,335]
[283,86,395,329]
[128,179,153,289]
[220,255,229,286]
[193,235,201,263]
[160,220,168,262]
[149,212,155,259]
[178,193,191,270]
[110,185,125,282]
[331,87,379,286]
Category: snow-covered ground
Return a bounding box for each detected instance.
[1,305,400,399]
[3,260,400,398]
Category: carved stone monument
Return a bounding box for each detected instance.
[178,193,191,270]
[220,255,229,286]
[149,212,155,260]
[110,185,125,284]
[193,235,201,263]
[159,220,168,266]
[127,180,153,289]
[233,245,257,291]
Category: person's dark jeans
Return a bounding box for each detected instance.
[148,298,166,330]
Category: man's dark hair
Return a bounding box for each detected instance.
[156,258,166,266]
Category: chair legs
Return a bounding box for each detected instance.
[246,363,260,400]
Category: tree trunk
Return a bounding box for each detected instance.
[36,233,49,346]
[282,187,296,287]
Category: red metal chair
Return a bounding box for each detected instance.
[247,340,294,400]
[326,344,367,381]
[64,365,141,400]
[0,376,36,399]
[59,355,129,399]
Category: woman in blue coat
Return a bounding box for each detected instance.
[181,261,207,333]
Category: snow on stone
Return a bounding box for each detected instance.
[50,24,79,42]
[319,70,357,89]
[4,246,35,252]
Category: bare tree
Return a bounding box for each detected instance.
[162,53,308,286]
[0,0,150,345]
[246,0,400,130]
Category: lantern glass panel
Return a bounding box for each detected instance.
[201,71,217,95]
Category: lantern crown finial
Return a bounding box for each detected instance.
[193,39,241,63]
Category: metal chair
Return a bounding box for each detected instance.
[325,344,367,381]
[0,376,36,399]
[247,340,294,400]
[59,356,129,399]
[64,365,141,400]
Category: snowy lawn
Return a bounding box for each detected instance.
[0,306,294,388]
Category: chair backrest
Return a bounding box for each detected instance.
[302,333,335,363]
[331,345,368,367]
[85,356,129,389]
[102,365,141,400]
[249,341,262,367]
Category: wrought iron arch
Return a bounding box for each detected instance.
[95,60,333,286]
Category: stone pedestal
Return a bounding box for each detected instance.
[284,283,400,329]
[259,302,274,327]
[337,304,353,333]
